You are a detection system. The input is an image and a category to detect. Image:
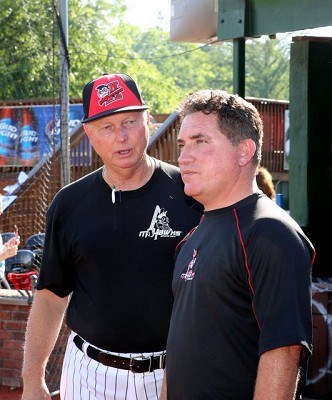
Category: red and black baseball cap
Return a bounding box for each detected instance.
[82,73,149,123]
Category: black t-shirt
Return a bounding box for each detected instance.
[166,193,315,400]
[36,160,203,352]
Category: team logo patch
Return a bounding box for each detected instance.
[96,80,124,107]
[139,205,182,240]
[180,249,197,281]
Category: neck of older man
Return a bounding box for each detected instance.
[102,155,155,192]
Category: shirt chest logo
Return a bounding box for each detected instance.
[139,205,182,240]
[180,249,197,281]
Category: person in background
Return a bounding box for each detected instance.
[256,165,276,200]
[21,73,203,400]
[0,195,20,289]
[162,89,315,400]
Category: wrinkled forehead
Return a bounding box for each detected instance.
[88,110,148,125]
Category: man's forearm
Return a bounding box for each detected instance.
[22,289,68,396]
[254,345,302,400]
[160,373,167,400]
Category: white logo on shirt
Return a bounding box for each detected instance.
[180,249,197,281]
[139,205,182,240]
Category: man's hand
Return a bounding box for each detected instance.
[21,379,51,400]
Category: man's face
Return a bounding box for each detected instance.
[83,111,150,170]
[177,112,243,210]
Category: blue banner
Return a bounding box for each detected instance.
[0,104,84,167]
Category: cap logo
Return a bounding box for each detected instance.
[96,80,124,108]
[82,73,149,123]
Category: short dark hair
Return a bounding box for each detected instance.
[177,89,263,165]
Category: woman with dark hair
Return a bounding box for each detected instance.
[256,166,275,200]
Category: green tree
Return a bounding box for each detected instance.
[68,0,129,97]
[0,0,291,112]
[0,0,56,99]
[0,0,130,101]
[132,28,234,109]
[245,37,289,100]
[200,42,233,92]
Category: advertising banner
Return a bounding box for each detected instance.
[0,104,84,167]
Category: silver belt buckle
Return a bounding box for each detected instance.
[129,356,144,373]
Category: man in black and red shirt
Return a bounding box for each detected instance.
[163,89,315,400]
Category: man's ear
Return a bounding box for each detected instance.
[83,123,92,139]
[82,123,96,148]
[83,123,89,135]
[238,139,256,167]
[145,110,151,125]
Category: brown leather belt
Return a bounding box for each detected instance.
[73,335,166,373]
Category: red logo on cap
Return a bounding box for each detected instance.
[96,80,124,106]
